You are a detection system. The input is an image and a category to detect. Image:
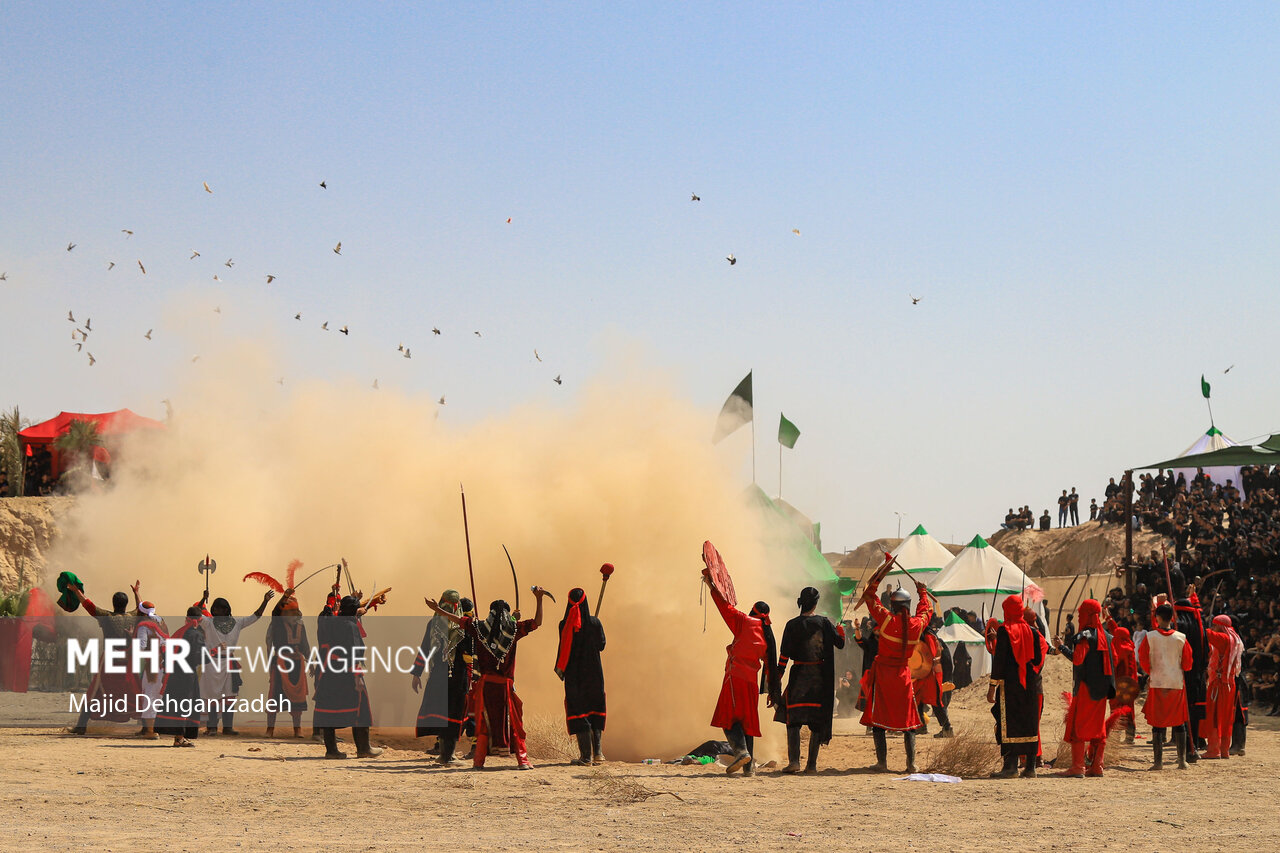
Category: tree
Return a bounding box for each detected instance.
[0,406,31,495]
[54,419,103,486]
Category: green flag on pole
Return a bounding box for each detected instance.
[1201,374,1211,399]
[778,413,800,448]
[712,371,753,444]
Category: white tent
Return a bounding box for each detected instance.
[885,524,955,608]
[930,534,1046,677]
[1171,426,1242,492]
[937,613,990,679]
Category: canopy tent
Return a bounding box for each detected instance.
[18,409,165,478]
[929,534,1046,678]
[1141,430,1280,474]
[937,610,989,678]
[885,524,955,609]
[1166,427,1242,491]
[746,486,840,621]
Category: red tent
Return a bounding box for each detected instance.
[18,409,166,478]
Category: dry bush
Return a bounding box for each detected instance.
[922,729,1000,778]
[588,768,684,804]
[522,713,577,762]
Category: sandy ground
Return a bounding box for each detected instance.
[2,653,1276,853]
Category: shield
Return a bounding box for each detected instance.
[701,540,737,608]
[1114,675,1140,705]
[908,640,934,681]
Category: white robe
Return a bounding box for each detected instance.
[199,612,261,702]
[135,619,168,720]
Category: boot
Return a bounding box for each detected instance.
[783,726,802,774]
[724,725,751,774]
[991,752,1019,779]
[1173,728,1188,770]
[871,728,889,772]
[804,731,820,775]
[933,705,954,738]
[222,712,238,736]
[1086,738,1105,777]
[436,734,460,765]
[1056,741,1086,777]
[1202,729,1223,759]
[322,727,345,759]
[514,735,533,770]
[904,732,918,774]
[472,730,489,769]
[1020,756,1037,779]
[1150,729,1164,771]
[1184,725,1199,763]
[353,727,383,758]
[591,727,605,765]
[571,731,592,766]
[1230,721,1246,756]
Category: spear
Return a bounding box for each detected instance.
[460,484,478,608]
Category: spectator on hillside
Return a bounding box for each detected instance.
[1069,487,1080,525]
[1058,490,1070,528]
[1089,498,1099,522]
[1039,509,1051,531]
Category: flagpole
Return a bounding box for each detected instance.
[779,441,783,498]
[1206,398,1215,429]
[751,414,756,484]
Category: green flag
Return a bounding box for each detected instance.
[778,412,800,448]
[1201,374,1211,399]
[712,371,753,443]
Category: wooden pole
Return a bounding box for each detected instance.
[1123,469,1134,594]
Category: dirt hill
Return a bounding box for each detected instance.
[0,497,70,592]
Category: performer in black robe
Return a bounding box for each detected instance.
[988,595,1043,778]
[313,595,381,759]
[554,588,607,765]
[154,607,206,747]
[952,642,973,689]
[854,617,878,712]
[775,586,843,775]
[412,589,471,764]
[1172,573,1208,759]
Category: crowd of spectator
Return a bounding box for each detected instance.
[0,447,62,497]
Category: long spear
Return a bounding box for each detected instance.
[460,484,478,608]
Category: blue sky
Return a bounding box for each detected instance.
[4,3,1279,548]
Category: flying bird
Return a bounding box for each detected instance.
[397,343,404,352]
[321,321,329,330]
[67,242,76,252]
[910,294,921,305]
[214,306,222,314]
[266,275,275,284]
[137,260,146,274]
[87,353,96,366]
[212,275,221,282]
[534,349,541,362]
[294,313,301,320]
[333,242,342,255]
[403,348,411,359]
[339,325,349,335]
[144,329,152,340]
[190,251,200,259]
[74,342,82,352]
[122,229,133,237]
[432,327,441,335]
[67,311,75,322]
[505,218,512,224]
[553,375,562,385]
[0,272,6,281]
[1223,365,1235,374]
[791,229,801,236]
[85,318,92,331]
[725,254,736,265]
[319,181,327,189]
[691,193,700,201]
[438,396,445,405]
[277,377,284,385]
[474,331,481,337]
[203,181,212,193]
[225,258,234,268]
[192,355,201,362]
[107,261,115,270]
[372,379,379,390]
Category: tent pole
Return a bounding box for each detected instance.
[750,413,756,485]
[1123,469,1133,594]
[778,442,782,498]
[1207,398,1215,429]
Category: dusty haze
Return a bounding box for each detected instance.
[46,339,810,760]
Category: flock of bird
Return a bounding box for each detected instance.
[26,179,574,400]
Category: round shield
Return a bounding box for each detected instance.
[701,540,737,608]
[908,640,934,681]
[1114,675,1140,705]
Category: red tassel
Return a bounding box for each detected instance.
[243,571,284,593]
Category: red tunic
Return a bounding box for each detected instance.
[1203,629,1239,736]
[707,584,766,737]
[462,616,535,751]
[859,594,932,732]
[1062,633,1110,742]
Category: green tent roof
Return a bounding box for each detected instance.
[944,610,967,626]
[966,534,989,549]
[909,523,928,536]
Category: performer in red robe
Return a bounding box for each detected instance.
[860,581,932,773]
[702,568,776,776]
[1137,602,1193,770]
[1202,614,1243,759]
[1055,599,1114,777]
[427,588,547,770]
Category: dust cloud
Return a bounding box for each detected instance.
[48,342,807,760]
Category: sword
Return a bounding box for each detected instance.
[503,544,519,611]
[293,563,340,589]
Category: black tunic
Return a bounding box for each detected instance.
[1176,599,1208,734]
[155,625,205,736]
[560,613,606,734]
[412,617,472,738]
[312,607,372,729]
[774,614,844,744]
[989,625,1043,757]
[952,643,973,689]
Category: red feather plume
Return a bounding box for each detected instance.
[243,571,284,593]
[285,560,302,589]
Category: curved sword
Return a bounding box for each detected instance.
[503,544,519,612]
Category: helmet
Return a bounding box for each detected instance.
[890,588,911,606]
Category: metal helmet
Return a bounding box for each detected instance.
[890,588,912,606]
